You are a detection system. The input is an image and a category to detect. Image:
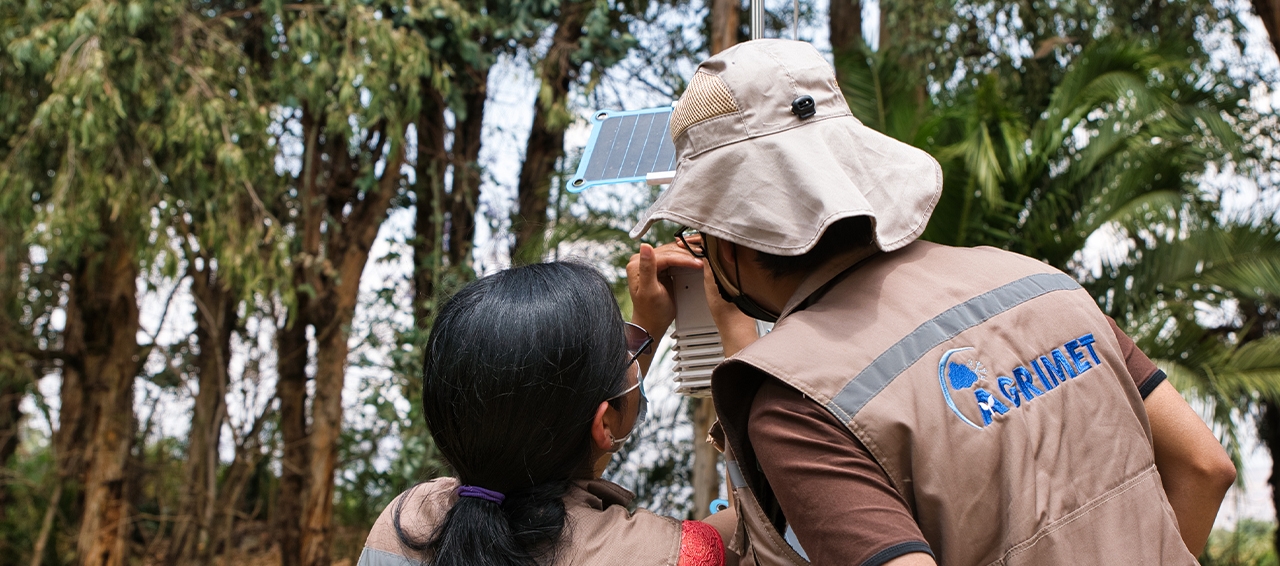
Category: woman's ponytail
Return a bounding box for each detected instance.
[398,262,631,565]
[394,480,571,566]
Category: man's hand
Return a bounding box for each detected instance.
[626,241,703,341]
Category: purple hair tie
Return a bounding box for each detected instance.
[457,485,505,505]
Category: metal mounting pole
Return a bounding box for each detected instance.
[751,0,764,40]
[793,0,799,39]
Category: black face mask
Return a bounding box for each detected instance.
[710,272,780,323]
[705,238,780,323]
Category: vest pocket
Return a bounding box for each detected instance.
[998,465,1196,566]
[730,480,810,566]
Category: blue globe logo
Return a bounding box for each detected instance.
[948,361,981,390]
[939,348,1003,428]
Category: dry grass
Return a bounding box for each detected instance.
[138,522,369,566]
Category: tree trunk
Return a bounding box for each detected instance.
[276,310,310,566]
[277,105,328,566]
[29,482,63,566]
[1253,0,1280,59]
[299,145,406,566]
[279,103,405,566]
[510,0,592,263]
[0,224,27,529]
[203,402,272,563]
[413,87,448,325]
[56,279,93,486]
[1243,299,1280,557]
[691,398,719,520]
[830,0,863,86]
[710,0,741,55]
[509,103,563,264]
[445,71,489,275]
[166,268,236,564]
[0,369,23,525]
[47,267,92,566]
[298,313,352,566]
[73,232,141,566]
[874,0,931,111]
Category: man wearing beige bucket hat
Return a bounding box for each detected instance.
[627,39,1235,566]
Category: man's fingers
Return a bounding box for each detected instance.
[637,243,657,284]
[653,243,703,271]
[630,242,702,283]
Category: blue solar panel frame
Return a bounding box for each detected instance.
[567,106,677,193]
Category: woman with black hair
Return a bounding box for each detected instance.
[359,261,735,566]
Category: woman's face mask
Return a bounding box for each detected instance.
[607,323,653,448]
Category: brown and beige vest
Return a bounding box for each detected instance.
[713,241,1194,566]
[360,477,684,566]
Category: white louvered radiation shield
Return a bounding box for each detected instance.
[668,267,771,397]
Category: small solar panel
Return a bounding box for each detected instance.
[568,106,677,192]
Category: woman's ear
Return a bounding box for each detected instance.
[590,400,616,452]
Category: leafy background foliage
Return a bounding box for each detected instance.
[3,0,1280,564]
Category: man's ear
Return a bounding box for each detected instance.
[716,237,736,271]
[590,400,616,452]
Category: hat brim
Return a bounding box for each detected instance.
[630,115,942,255]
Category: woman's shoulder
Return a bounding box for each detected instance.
[361,478,460,564]
[566,479,681,527]
[561,480,725,566]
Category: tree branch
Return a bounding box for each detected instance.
[217,4,331,21]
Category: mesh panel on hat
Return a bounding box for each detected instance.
[670,71,740,140]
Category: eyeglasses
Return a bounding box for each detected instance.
[675,227,707,259]
[609,322,654,423]
[625,322,654,368]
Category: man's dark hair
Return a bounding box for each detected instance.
[397,261,630,566]
[753,216,875,279]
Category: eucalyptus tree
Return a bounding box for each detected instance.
[403,3,499,322]
[510,0,648,264]
[252,3,434,565]
[154,11,281,565]
[402,0,547,323]
[1,1,273,564]
[0,0,40,541]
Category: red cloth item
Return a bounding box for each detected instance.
[678,520,725,566]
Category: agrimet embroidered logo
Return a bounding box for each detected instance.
[939,334,1102,428]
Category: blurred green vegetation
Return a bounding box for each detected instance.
[1203,520,1280,566]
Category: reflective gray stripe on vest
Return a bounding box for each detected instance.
[358,547,421,566]
[826,272,1081,422]
[726,460,748,489]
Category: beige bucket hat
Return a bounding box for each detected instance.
[629,39,943,255]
